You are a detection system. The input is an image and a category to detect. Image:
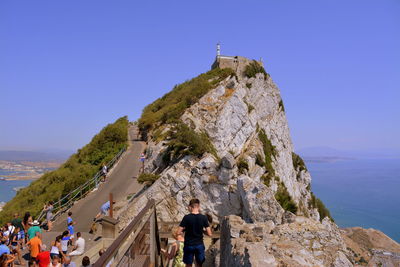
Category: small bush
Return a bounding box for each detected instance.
[244,100,255,113]
[244,61,269,80]
[278,100,285,112]
[137,173,160,185]
[246,83,252,89]
[275,182,298,213]
[255,153,264,167]
[261,174,272,187]
[292,152,307,172]
[237,158,249,174]
[258,129,277,182]
[162,122,217,164]
[358,257,368,264]
[309,192,333,222]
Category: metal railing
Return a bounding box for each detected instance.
[93,199,164,267]
[37,146,127,222]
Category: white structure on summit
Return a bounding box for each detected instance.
[211,43,264,74]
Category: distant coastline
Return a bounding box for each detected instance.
[0,159,61,181]
[303,156,355,163]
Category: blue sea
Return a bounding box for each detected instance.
[308,158,400,243]
[0,169,32,203]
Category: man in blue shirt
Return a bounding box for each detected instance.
[0,238,10,256]
[94,200,115,221]
[67,211,74,226]
[68,222,75,243]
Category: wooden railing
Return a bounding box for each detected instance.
[37,146,127,222]
[93,199,164,267]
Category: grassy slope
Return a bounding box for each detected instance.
[138,67,235,134]
[0,116,129,223]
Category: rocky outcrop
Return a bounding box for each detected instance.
[219,215,353,267]
[237,175,284,224]
[116,58,398,266]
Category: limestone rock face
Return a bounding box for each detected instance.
[220,215,353,267]
[237,175,284,224]
[117,61,365,265]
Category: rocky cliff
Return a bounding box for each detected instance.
[118,58,398,266]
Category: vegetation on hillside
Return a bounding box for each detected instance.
[0,117,129,223]
[138,67,235,137]
[137,173,160,185]
[278,99,285,112]
[258,129,277,182]
[244,60,269,80]
[309,192,333,222]
[292,152,307,172]
[275,182,298,213]
[237,157,249,174]
[162,122,217,164]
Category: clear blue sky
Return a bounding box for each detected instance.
[1,0,399,152]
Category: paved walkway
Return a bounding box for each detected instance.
[51,125,145,233]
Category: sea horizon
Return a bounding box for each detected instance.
[1,158,399,243]
[308,158,400,243]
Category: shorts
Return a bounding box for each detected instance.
[183,244,205,265]
[50,253,59,259]
[69,250,83,256]
[17,230,25,240]
[100,209,109,215]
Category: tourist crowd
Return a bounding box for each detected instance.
[0,208,89,267]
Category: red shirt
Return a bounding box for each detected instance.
[36,251,50,267]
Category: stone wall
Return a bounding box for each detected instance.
[211,55,263,76]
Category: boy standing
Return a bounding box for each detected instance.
[178,199,212,267]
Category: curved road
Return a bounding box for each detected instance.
[52,125,145,232]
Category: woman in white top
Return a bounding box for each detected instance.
[60,230,70,255]
[50,235,64,259]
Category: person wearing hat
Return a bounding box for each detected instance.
[27,220,42,240]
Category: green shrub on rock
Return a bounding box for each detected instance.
[237,158,249,174]
[309,192,333,222]
[275,182,298,214]
[292,152,307,172]
[278,99,285,112]
[258,129,277,184]
[137,173,160,185]
[244,61,269,80]
[162,122,217,164]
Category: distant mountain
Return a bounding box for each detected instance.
[0,150,72,162]
[297,146,400,159]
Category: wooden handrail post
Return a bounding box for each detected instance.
[109,193,113,218]
[150,208,156,267]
